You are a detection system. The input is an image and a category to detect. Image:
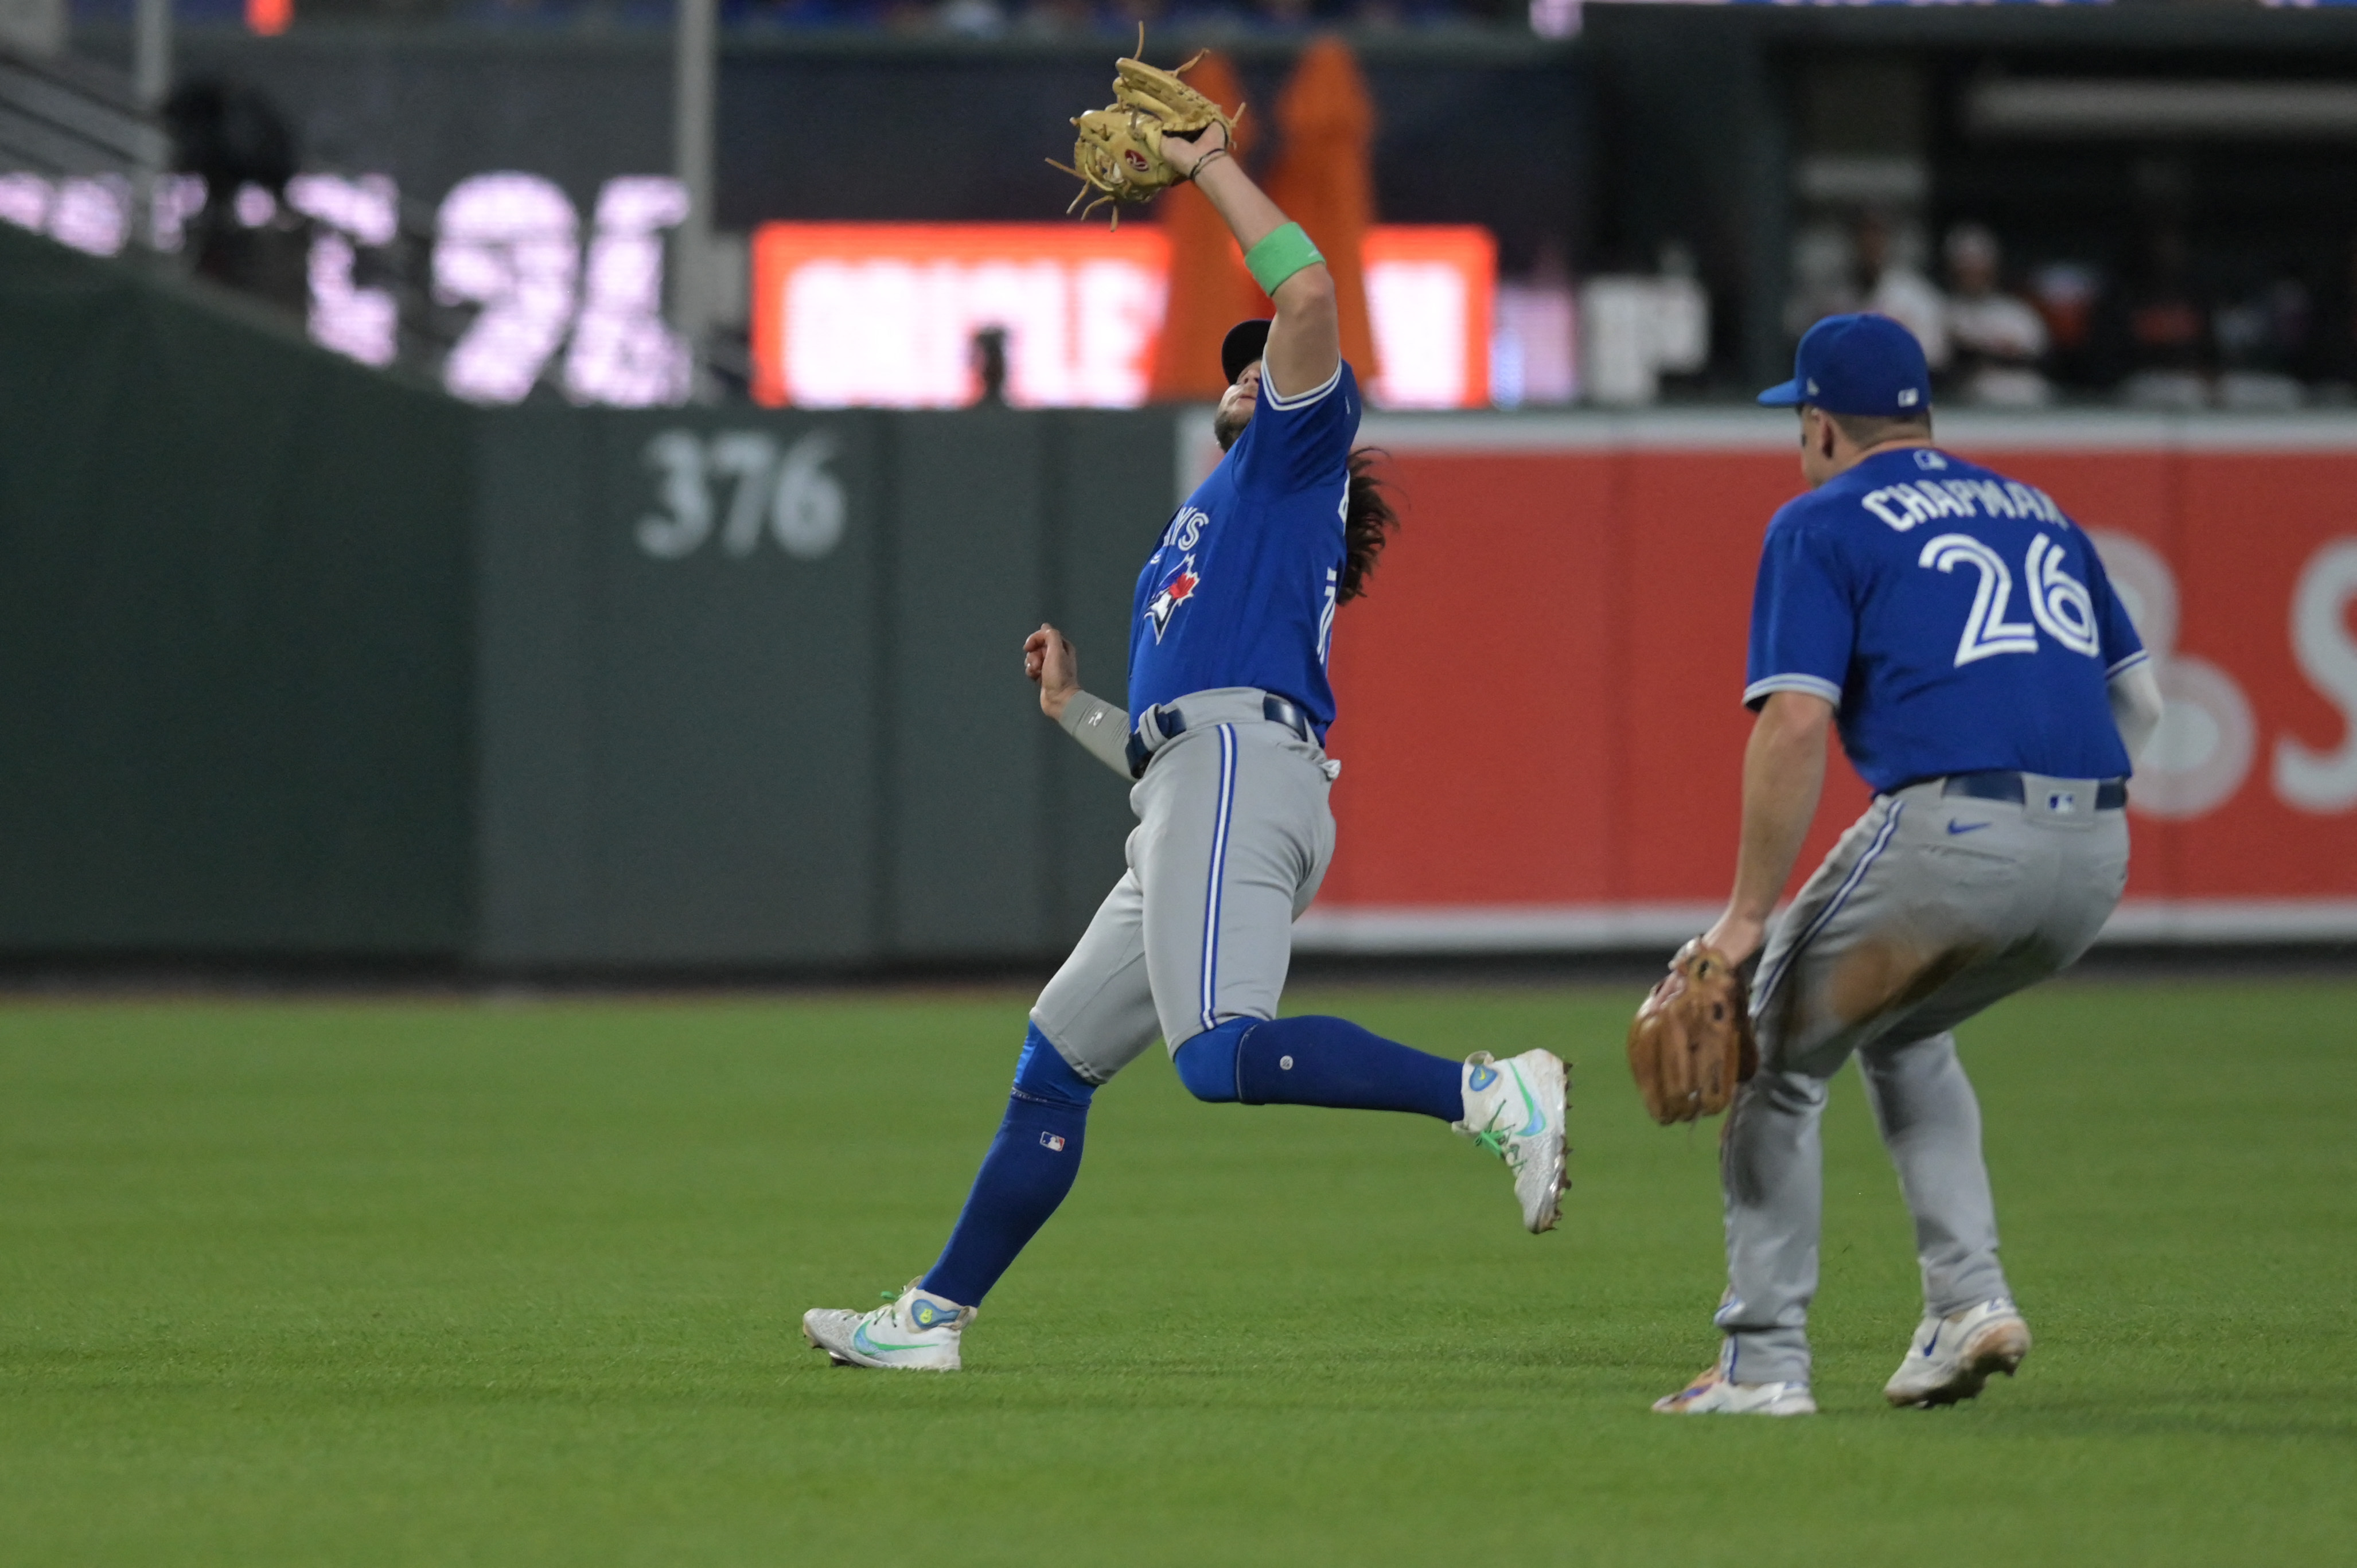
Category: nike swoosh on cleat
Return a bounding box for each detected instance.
[1946,821,1991,835]
[1510,1066,1548,1138]
[852,1323,931,1356]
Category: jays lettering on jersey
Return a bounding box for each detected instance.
[1744,446,2146,793]
[1128,361,1361,735]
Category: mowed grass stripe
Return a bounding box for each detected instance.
[0,981,2350,1565]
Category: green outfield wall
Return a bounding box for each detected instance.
[471,406,1162,969]
[0,224,476,957]
[0,228,1163,968]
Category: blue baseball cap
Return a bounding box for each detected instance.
[1756,313,1931,417]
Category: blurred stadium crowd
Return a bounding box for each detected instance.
[1790,208,2356,412]
[65,0,1528,35]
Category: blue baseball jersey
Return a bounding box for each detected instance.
[1744,446,2147,793]
[1128,361,1360,737]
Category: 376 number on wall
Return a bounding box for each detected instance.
[636,430,846,562]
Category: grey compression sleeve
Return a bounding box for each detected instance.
[2107,661,2164,765]
[1058,691,1133,778]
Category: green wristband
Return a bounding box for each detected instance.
[1244,223,1325,297]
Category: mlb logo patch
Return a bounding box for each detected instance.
[1039,1132,1066,1152]
[2047,791,2079,813]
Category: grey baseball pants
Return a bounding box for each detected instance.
[1031,689,1337,1083]
[1717,775,2130,1384]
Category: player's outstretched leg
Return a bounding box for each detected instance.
[1171,1015,1571,1233]
[802,1025,1094,1371]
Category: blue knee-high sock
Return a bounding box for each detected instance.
[1171,1015,1463,1122]
[919,1025,1093,1308]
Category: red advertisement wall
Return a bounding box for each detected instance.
[1293,413,2357,949]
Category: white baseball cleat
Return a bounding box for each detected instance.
[1883,1297,2031,1408]
[1653,1353,1817,1417]
[802,1280,976,1371]
[1454,1048,1570,1233]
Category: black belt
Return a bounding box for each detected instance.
[1125,693,1314,780]
[1938,770,2126,812]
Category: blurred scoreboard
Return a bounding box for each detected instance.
[749,222,1496,411]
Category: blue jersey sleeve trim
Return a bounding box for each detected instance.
[2105,649,2152,680]
[1744,673,1843,710]
[1259,360,1343,412]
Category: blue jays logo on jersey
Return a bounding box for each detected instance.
[1144,553,1202,643]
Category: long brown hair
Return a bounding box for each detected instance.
[1340,447,1398,604]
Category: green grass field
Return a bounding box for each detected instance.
[2,978,2351,1564]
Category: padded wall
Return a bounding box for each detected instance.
[0,223,475,954]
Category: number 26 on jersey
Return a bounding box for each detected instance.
[1919,532,2102,668]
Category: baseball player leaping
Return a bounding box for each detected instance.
[1655,314,2165,1417]
[803,99,1568,1372]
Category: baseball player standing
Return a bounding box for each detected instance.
[802,86,1569,1373]
[1655,314,2164,1415]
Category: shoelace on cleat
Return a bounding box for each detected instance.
[1470,1109,1529,1171]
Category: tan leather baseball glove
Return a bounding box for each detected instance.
[1627,939,1759,1125]
[1054,35,1240,228]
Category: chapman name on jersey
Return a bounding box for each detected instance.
[1127,361,1362,738]
[1745,445,2147,793]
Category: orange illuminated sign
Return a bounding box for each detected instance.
[750,221,1495,411]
